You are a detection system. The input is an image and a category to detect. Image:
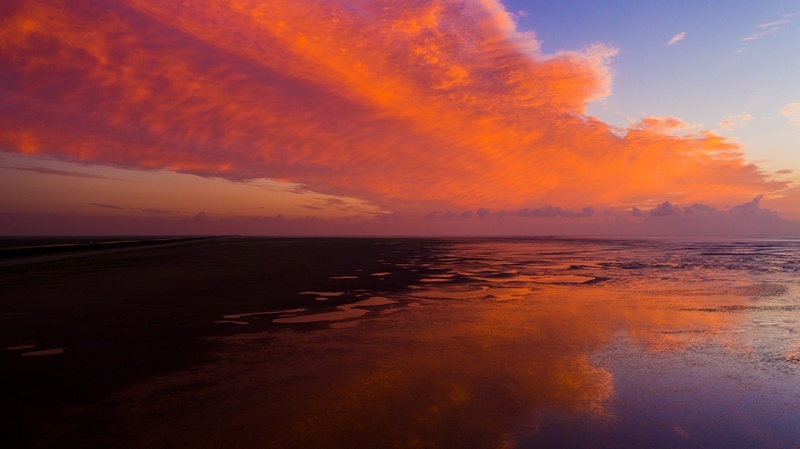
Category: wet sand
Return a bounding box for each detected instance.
[1,237,799,448]
[0,238,440,448]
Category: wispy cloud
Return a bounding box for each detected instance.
[0,0,790,214]
[741,14,793,42]
[667,32,686,46]
[779,102,800,127]
[742,31,774,41]
[758,19,791,28]
[89,202,178,214]
[719,113,753,130]
[88,202,124,210]
[0,166,130,181]
[140,208,177,214]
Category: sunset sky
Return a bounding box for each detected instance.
[2,0,799,236]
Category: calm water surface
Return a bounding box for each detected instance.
[46,238,800,448]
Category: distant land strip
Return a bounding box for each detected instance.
[0,236,228,267]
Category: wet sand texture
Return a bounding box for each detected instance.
[1,237,799,448]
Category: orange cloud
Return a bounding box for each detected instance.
[0,0,789,213]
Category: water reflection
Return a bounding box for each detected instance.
[103,239,800,448]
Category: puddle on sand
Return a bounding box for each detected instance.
[353,296,394,306]
[223,308,306,319]
[274,297,397,324]
[470,274,537,283]
[329,321,360,329]
[274,308,369,324]
[21,348,67,356]
[409,286,492,300]
[299,291,346,301]
[409,285,535,302]
[530,275,596,284]
[5,343,37,351]
[299,291,345,297]
[486,287,536,301]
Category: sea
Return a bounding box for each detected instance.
[2,236,799,448]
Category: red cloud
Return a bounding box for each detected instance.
[0,0,789,213]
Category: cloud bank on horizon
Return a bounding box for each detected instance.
[0,0,795,221]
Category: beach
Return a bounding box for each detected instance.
[2,237,799,448]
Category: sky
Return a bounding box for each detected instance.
[1,0,799,236]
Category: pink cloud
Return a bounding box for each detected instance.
[742,15,792,42]
[719,113,753,130]
[667,32,686,46]
[779,103,800,127]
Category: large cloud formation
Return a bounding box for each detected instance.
[0,0,788,212]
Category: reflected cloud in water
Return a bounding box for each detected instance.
[105,239,800,448]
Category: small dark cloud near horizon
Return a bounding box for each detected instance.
[88,202,124,210]
[727,195,783,222]
[642,195,784,223]
[650,201,679,217]
[685,203,717,214]
[378,212,402,223]
[517,206,595,218]
[191,211,207,223]
[424,205,596,220]
[140,208,176,215]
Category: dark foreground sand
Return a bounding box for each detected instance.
[2,237,799,448]
[1,237,441,448]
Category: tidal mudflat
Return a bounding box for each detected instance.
[2,237,799,448]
